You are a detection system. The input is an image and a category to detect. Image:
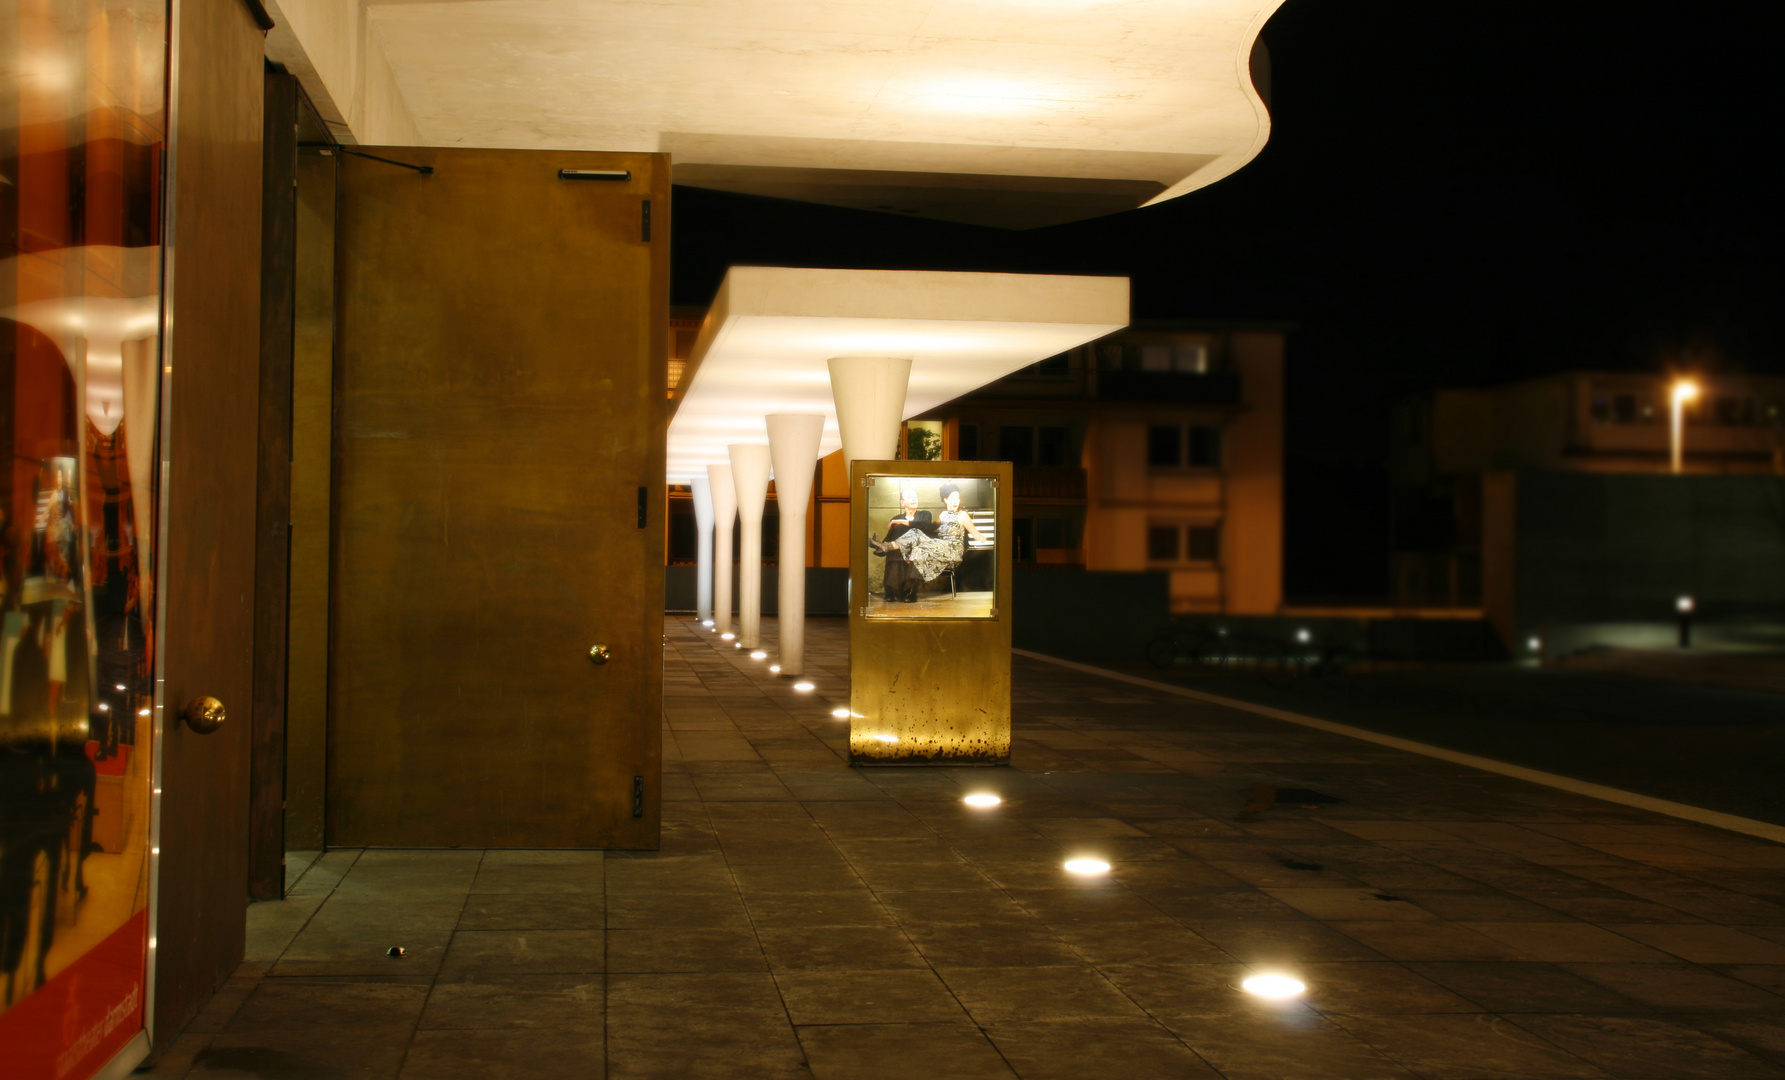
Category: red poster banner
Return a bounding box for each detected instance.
[0,910,146,1080]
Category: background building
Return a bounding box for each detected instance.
[1391,371,1785,652]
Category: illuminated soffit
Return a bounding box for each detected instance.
[321,0,1284,227]
[665,266,1128,480]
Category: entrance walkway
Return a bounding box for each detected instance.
[154,617,1785,1078]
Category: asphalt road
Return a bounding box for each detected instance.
[1098,659,1785,827]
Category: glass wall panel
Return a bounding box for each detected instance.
[1,0,165,1071]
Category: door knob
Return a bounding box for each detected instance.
[588,644,611,665]
[182,696,227,734]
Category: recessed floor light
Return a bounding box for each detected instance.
[963,794,1001,808]
[750,650,767,659]
[1241,974,1306,998]
[1063,859,1110,874]
[769,665,781,673]
[830,707,850,719]
[720,633,735,640]
[792,681,815,692]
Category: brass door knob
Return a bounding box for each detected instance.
[588,644,611,665]
[182,696,227,734]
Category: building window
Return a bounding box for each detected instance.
[1147,524,1178,561]
[1099,343,1125,369]
[1140,345,1173,372]
[1187,524,1220,562]
[1147,425,1181,466]
[1038,425,1073,466]
[906,420,943,460]
[1174,344,1208,374]
[1036,517,1066,549]
[958,424,979,460]
[999,425,1034,466]
[1612,393,1638,423]
[1188,426,1222,467]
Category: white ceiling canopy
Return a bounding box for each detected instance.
[269,0,1283,227]
[666,266,1129,480]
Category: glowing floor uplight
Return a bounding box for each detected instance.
[750,651,767,659]
[720,633,735,640]
[830,707,850,719]
[792,681,815,692]
[963,794,1002,808]
[734,643,743,649]
[1241,974,1306,999]
[702,620,715,628]
[1063,858,1110,874]
[769,665,781,673]
[874,734,899,743]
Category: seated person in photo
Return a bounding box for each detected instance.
[878,487,932,602]
[869,482,986,594]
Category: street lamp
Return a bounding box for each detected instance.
[1670,379,1699,474]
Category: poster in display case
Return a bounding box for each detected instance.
[849,461,1011,765]
[861,474,998,618]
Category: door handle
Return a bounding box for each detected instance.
[182,696,227,734]
[588,644,611,665]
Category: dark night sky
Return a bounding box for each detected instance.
[669,1,1783,597]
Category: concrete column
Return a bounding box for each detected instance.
[765,414,825,675]
[728,443,772,649]
[827,356,913,465]
[707,463,736,636]
[690,476,715,625]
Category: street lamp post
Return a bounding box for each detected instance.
[1670,379,1699,474]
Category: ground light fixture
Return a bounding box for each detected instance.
[1063,858,1110,874]
[1295,628,1311,643]
[1677,595,1695,613]
[963,794,1002,808]
[1241,974,1306,999]
[792,681,815,692]
[750,650,767,659]
[769,665,781,673]
[720,632,735,640]
[830,707,850,719]
[703,620,715,627]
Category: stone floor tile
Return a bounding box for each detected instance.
[1609,923,1785,964]
[1506,1014,1785,1079]
[438,929,604,976]
[1191,918,1389,962]
[1458,922,1676,963]
[986,1018,1221,1080]
[1263,888,1439,922]
[742,888,894,927]
[936,964,1147,1022]
[606,927,766,972]
[399,1027,604,1080]
[775,968,969,1025]
[457,891,605,931]
[1325,920,1532,962]
[604,888,751,930]
[755,923,927,970]
[1047,919,1228,966]
[1292,961,1485,1015]
[421,974,602,1029]
[606,972,807,1080]
[877,888,1032,926]
[1163,1013,1421,1080]
[1101,962,1295,1018]
[1405,962,1650,1013]
[901,919,1081,968]
[1328,1012,1612,1078]
[796,1023,1016,1080]
[1563,962,1785,1011]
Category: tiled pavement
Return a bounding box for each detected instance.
[152,616,1785,1078]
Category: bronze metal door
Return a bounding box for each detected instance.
[329,149,666,848]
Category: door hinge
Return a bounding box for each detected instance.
[632,776,645,818]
